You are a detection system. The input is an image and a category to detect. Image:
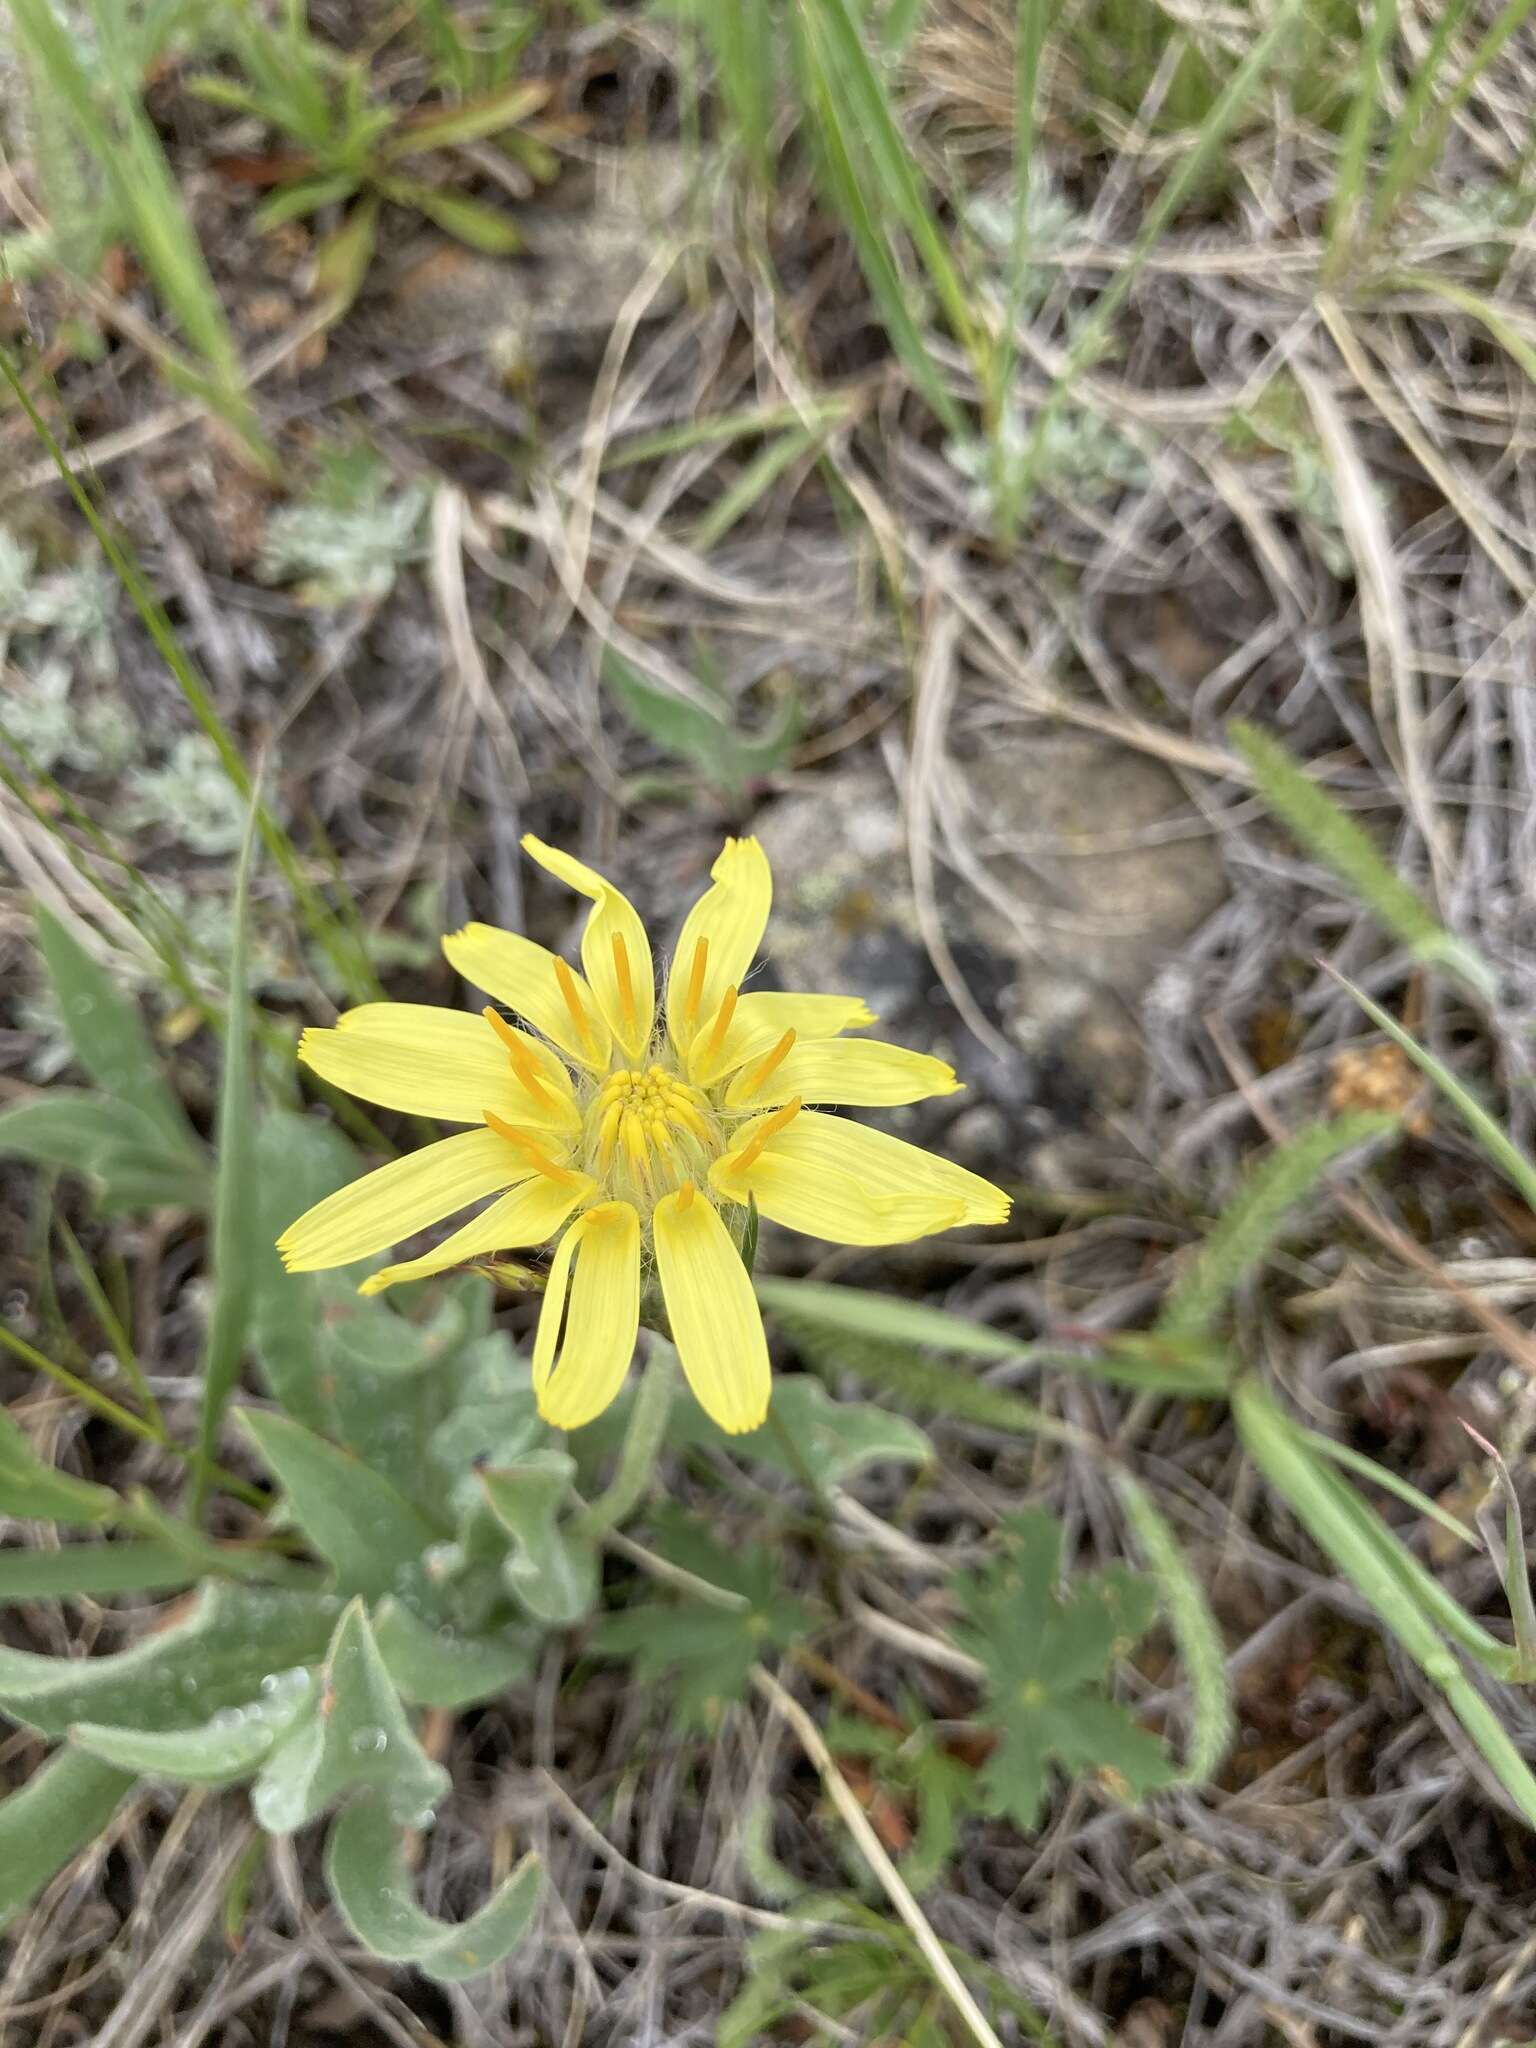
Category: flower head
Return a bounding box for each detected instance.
[278,836,1009,1434]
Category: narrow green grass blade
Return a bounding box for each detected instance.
[1324,0,1398,268]
[1155,1112,1394,1346]
[707,0,776,183]
[603,397,852,470]
[790,11,963,432]
[0,1749,135,1933]
[1327,966,1536,1212]
[1302,1429,1482,1552]
[1230,720,1495,996]
[0,1540,199,1604]
[1462,1422,1536,1678]
[8,0,268,460]
[1370,0,1536,233]
[191,799,259,1519]
[692,427,821,551]
[1116,1473,1234,1784]
[800,0,982,369]
[1235,1378,1536,1828]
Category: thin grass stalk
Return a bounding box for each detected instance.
[1323,0,1398,274]
[0,347,380,1006]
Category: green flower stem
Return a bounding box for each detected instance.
[575,1337,681,1538]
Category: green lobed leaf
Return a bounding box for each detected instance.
[479,1452,597,1627]
[70,1666,315,1784]
[326,1794,541,1982]
[33,905,201,1163]
[590,1509,813,1728]
[250,1599,449,1834]
[0,1748,136,1933]
[0,1581,338,1739]
[238,1407,448,1605]
[372,1596,535,1708]
[953,1511,1172,1829]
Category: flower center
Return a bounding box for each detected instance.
[586,1061,720,1208]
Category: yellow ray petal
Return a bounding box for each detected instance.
[521,836,655,1059]
[442,923,610,1072]
[297,1004,569,1127]
[358,1172,594,1296]
[710,1151,964,1246]
[653,1188,769,1434]
[666,838,772,1056]
[688,990,874,1086]
[725,1037,961,1111]
[278,1127,529,1273]
[713,1109,1009,1240]
[532,1202,641,1429]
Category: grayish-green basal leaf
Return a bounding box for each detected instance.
[0,1581,337,1738]
[326,1794,542,1982]
[70,1667,314,1784]
[0,1748,135,1932]
[251,1599,449,1834]
[0,1539,199,1604]
[238,1408,447,1605]
[479,1453,596,1626]
[430,1339,544,1510]
[0,1092,207,1214]
[372,1597,535,1708]
[249,1109,361,1430]
[33,903,203,1163]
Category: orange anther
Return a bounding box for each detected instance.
[483,1109,582,1184]
[483,1007,560,1108]
[738,1027,796,1099]
[612,931,638,1034]
[684,936,709,1027]
[729,1098,801,1176]
[553,957,595,1051]
[675,1179,696,1213]
[700,984,739,1065]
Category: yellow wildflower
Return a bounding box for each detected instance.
[278,836,1009,1434]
